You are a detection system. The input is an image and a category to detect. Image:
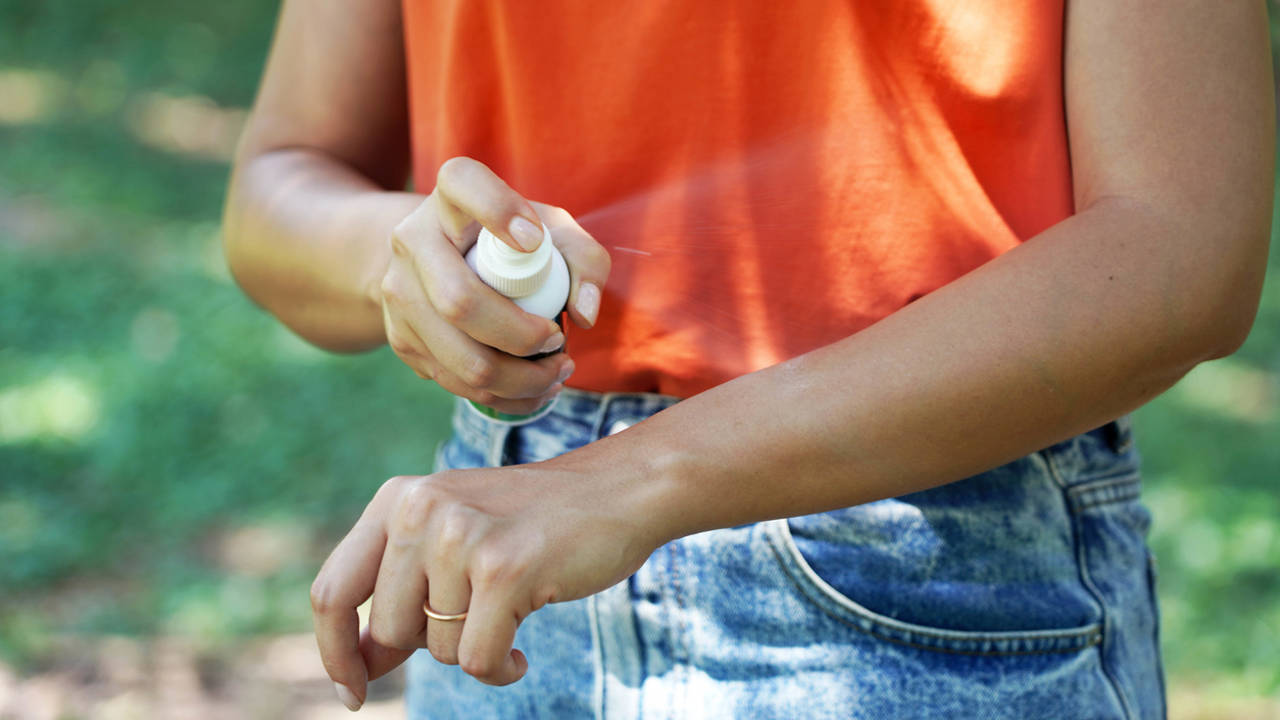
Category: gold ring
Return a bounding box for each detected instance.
[423,600,468,622]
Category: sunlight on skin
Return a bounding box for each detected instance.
[0,373,100,443]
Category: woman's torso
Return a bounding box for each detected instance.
[402,1,1074,397]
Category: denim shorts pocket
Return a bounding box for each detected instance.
[762,518,1103,655]
[761,453,1108,656]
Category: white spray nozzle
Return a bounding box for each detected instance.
[473,224,553,298]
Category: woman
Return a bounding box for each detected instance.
[223,2,1273,718]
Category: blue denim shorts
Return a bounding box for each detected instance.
[406,389,1165,719]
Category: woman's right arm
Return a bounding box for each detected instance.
[222,0,414,352]
[224,0,609,415]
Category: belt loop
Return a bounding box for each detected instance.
[1102,415,1134,454]
[484,422,513,468]
[1112,414,1134,454]
[589,392,616,441]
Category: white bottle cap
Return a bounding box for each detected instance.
[473,224,553,298]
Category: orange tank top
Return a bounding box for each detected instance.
[402,1,1072,398]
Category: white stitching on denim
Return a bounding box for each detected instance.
[1068,474,1143,513]
[1067,474,1142,497]
[1042,449,1138,720]
[590,392,618,441]
[589,592,606,720]
[764,519,1104,652]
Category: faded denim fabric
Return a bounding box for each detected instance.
[406,389,1165,719]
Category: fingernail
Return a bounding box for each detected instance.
[576,283,600,327]
[539,332,565,355]
[508,216,543,252]
[557,359,575,384]
[335,682,362,711]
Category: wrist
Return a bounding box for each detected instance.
[548,425,697,550]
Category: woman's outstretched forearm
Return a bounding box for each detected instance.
[563,195,1268,547]
[557,0,1275,546]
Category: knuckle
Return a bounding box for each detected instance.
[378,474,413,499]
[389,226,411,257]
[471,545,526,588]
[458,354,497,389]
[393,481,438,535]
[369,622,414,651]
[429,644,460,666]
[436,156,472,190]
[530,583,558,614]
[387,332,416,358]
[470,389,499,407]
[380,275,409,308]
[517,328,553,357]
[379,275,399,303]
[309,578,337,615]
[459,653,500,680]
[410,360,440,383]
[432,283,475,324]
[434,503,473,556]
[584,243,612,274]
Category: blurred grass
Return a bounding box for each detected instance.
[0,0,453,664]
[0,0,1277,709]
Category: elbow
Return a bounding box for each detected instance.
[220,190,252,297]
[1184,225,1270,362]
[220,154,281,315]
[220,196,272,320]
[221,155,255,295]
[1200,288,1264,361]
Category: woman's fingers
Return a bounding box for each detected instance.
[424,582,471,667]
[433,365,566,417]
[310,486,400,711]
[457,582,527,686]
[406,230,562,357]
[381,262,572,403]
[434,157,545,253]
[534,204,610,329]
[382,166,600,413]
[358,624,416,683]
[366,537,428,651]
[412,310,567,401]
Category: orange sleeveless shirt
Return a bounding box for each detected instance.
[402,2,1072,398]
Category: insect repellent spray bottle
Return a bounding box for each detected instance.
[464,223,570,424]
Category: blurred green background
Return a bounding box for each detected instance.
[0,1,1277,718]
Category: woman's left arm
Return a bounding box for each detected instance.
[310,0,1274,700]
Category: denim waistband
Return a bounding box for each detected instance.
[447,387,681,468]
[447,387,1136,488]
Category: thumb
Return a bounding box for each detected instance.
[534,204,611,329]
